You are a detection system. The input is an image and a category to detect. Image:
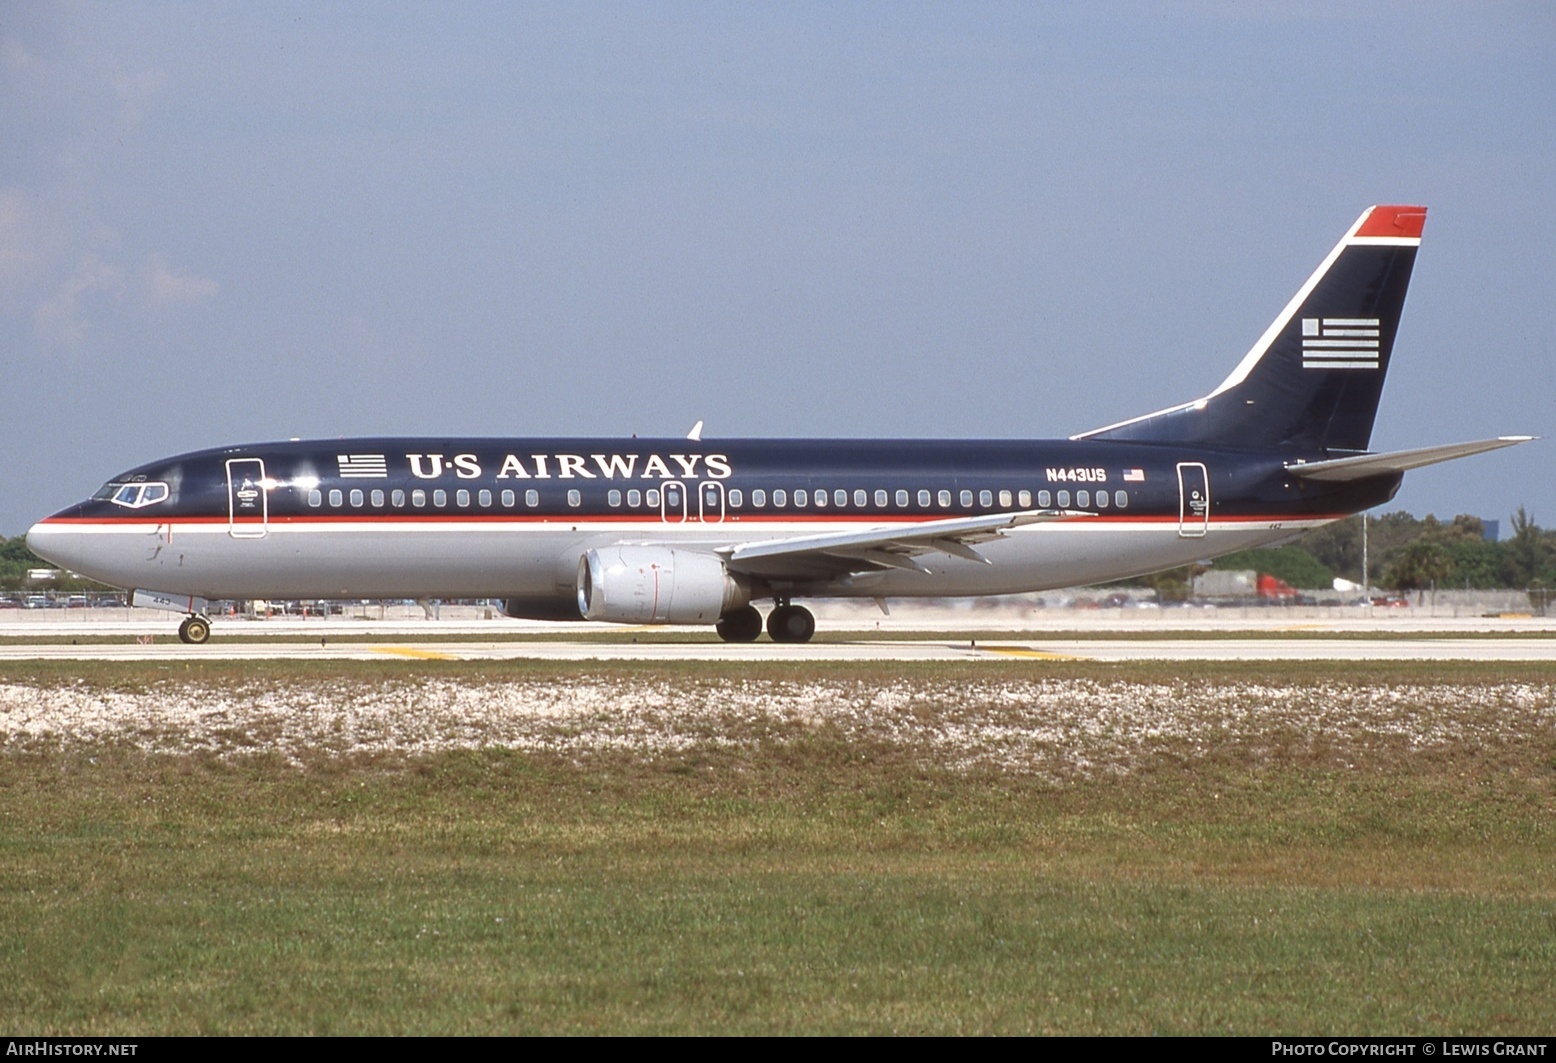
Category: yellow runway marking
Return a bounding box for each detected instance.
[370,646,458,660]
[981,646,1089,661]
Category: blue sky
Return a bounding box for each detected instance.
[4,2,1552,534]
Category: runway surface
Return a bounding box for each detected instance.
[1,637,1553,662]
[3,606,1553,662]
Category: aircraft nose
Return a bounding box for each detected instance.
[26,519,79,572]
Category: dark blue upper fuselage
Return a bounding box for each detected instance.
[47,436,1402,525]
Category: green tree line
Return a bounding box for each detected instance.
[1291,507,1554,591]
[1118,508,1556,599]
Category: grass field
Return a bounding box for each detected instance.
[1,660,1552,1034]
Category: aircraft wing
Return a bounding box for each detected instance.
[719,509,1074,580]
[1285,436,1533,482]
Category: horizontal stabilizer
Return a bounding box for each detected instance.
[1285,436,1534,481]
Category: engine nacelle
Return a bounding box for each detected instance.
[577,546,748,625]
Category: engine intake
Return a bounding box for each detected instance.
[577,546,748,624]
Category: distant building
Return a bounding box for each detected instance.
[1483,519,1500,542]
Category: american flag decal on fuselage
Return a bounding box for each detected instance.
[1301,317,1380,370]
[337,454,389,478]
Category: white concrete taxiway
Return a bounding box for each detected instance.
[1,603,1552,661]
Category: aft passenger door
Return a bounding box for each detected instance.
[226,458,269,539]
[1176,462,1209,538]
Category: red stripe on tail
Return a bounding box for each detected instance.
[1356,205,1427,239]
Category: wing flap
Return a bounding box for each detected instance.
[722,509,1072,580]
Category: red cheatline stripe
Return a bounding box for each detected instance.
[1355,205,1426,239]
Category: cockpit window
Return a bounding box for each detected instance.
[97,482,170,509]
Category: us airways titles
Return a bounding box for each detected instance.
[349,452,735,482]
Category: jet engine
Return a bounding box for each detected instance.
[577,546,749,624]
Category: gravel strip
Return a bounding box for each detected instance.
[3,677,1552,778]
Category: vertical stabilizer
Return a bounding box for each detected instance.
[1077,205,1425,453]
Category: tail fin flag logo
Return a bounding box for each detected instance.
[1301,317,1380,370]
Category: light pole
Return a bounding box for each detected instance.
[1361,513,1369,605]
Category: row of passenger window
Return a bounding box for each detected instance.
[717,488,1034,510]
[306,485,1130,512]
[601,487,1126,510]
[308,487,541,509]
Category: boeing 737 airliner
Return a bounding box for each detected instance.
[28,205,1530,643]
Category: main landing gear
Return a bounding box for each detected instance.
[715,604,764,643]
[177,614,212,645]
[713,601,817,644]
[766,601,815,644]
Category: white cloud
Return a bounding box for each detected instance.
[30,250,219,351]
[0,189,36,292]
[32,251,124,351]
[141,253,218,308]
[3,12,193,355]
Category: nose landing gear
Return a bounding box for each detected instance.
[177,614,212,645]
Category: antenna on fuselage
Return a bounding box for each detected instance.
[686,420,704,441]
